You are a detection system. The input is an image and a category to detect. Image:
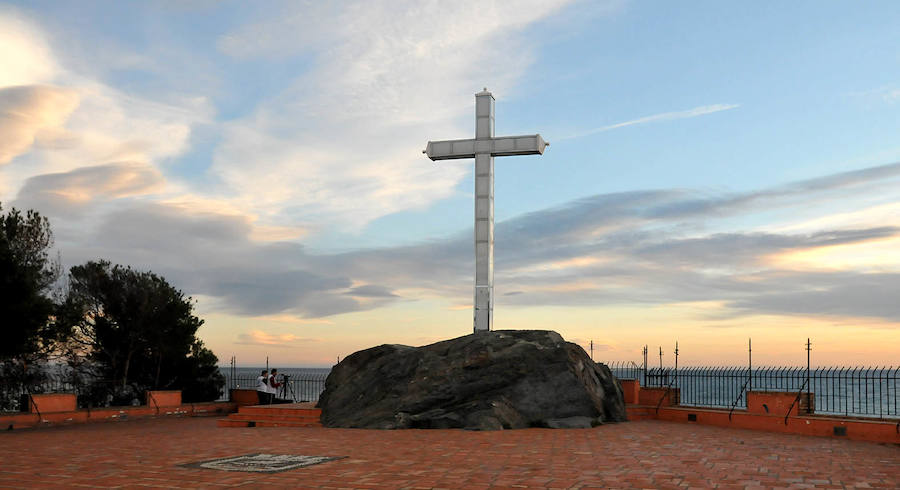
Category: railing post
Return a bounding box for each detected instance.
[674,341,679,388]
[659,346,663,373]
[748,338,752,394]
[806,338,811,414]
[642,345,648,386]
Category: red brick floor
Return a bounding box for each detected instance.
[1,418,898,489]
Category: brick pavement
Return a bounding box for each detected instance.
[1,417,897,489]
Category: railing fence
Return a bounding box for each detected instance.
[607,361,900,420]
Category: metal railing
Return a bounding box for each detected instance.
[607,361,644,382]
[1,375,143,412]
[608,363,900,420]
[222,372,328,403]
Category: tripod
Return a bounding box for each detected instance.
[279,375,295,402]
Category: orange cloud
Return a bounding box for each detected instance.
[522,255,607,272]
[0,85,79,164]
[0,11,58,87]
[766,236,900,272]
[15,162,164,211]
[237,329,320,347]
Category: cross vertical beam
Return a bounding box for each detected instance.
[424,88,549,333]
[474,89,495,332]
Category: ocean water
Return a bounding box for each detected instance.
[224,367,332,378]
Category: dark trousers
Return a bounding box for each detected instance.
[257,391,273,404]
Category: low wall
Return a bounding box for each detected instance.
[747,390,814,416]
[653,406,899,444]
[638,387,680,407]
[229,389,262,406]
[146,390,181,407]
[619,380,640,404]
[1,393,237,431]
[27,393,77,414]
[623,379,899,444]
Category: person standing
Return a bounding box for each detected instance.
[256,370,269,404]
[268,368,282,403]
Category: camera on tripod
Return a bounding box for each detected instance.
[278,374,293,400]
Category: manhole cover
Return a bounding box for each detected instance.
[183,453,344,473]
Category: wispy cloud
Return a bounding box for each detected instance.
[0,10,211,204]
[0,8,59,87]
[848,85,900,105]
[237,329,319,347]
[0,85,79,165]
[47,158,897,325]
[15,162,164,214]
[211,0,581,229]
[561,103,740,140]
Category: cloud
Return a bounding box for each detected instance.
[211,0,580,229]
[345,285,399,298]
[6,5,895,328]
[561,103,740,140]
[15,162,164,213]
[0,85,79,164]
[632,227,900,269]
[726,272,900,321]
[848,85,900,105]
[59,202,399,318]
[37,157,900,327]
[0,9,211,204]
[0,8,59,87]
[237,329,320,347]
[316,160,900,323]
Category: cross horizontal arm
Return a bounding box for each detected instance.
[424,134,549,161]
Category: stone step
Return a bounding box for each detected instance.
[228,413,321,423]
[219,403,324,429]
[237,406,321,417]
[254,420,322,428]
[625,404,657,421]
[216,418,322,428]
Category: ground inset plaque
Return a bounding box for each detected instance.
[183,453,343,473]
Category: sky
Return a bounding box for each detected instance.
[2,1,899,367]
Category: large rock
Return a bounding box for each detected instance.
[317,330,626,430]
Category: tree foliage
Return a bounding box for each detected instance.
[0,203,61,361]
[59,260,224,403]
[2,203,224,405]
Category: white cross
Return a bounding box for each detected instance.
[425,88,549,332]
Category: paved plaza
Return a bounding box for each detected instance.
[1,417,898,489]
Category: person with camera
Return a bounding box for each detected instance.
[268,368,283,404]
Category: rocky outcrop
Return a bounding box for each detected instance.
[317,330,626,430]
